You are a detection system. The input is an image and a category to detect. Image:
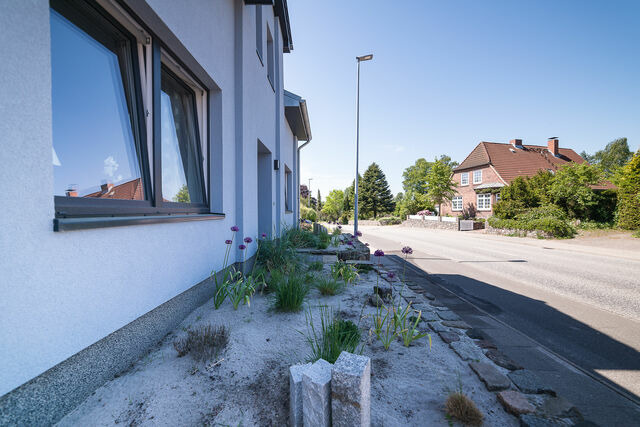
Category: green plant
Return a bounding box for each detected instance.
[173,324,229,362]
[617,150,640,229]
[315,276,344,296]
[633,230,640,238]
[308,261,323,271]
[303,305,361,363]
[488,205,576,238]
[257,233,299,273]
[212,227,240,309]
[226,270,254,310]
[330,260,359,285]
[282,227,320,249]
[399,308,430,347]
[376,306,397,351]
[272,274,309,312]
[379,216,402,225]
[317,229,331,249]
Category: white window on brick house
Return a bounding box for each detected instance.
[477,193,491,211]
[473,169,482,184]
[452,196,463,211]
[460,172,469,186]
[495,193,501,202]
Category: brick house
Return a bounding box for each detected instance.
[441,138,587,218]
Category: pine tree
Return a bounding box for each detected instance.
[317,189,323,210]
[360,163,395,218]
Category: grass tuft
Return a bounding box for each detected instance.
[445,392,483,426]
[308,261,323,271]
[315,276,344,296]
[272,273,309,312]
[303,305,361,364]
[173,324,229,362]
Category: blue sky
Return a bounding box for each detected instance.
[283,0,640,197]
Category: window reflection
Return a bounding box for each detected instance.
[160,67,204,204]
[50,8,144,200]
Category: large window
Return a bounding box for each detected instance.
[50,0,210,219]
[477,193,491,211]
[452,196,463,211]
[460,172,469,186]
[285,166,293,212]
[473,169,482,184]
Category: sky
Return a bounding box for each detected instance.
[283,0,640,198]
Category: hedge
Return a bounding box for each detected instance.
[488,205,576,238]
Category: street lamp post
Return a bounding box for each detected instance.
[354,54,373,237]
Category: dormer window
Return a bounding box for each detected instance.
[473,170,482,184]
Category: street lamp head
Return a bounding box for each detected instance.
[356,54,373,62]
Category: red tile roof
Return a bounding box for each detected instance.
[455,141,615,189]
[85,178,144,200]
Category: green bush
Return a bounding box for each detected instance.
[272,273,309,312]
[315,276,344,296]
[300,205,317,222]
[488,205,575,238]
[379,216,402,225]
[303,306,361,364]
[282,227,319,248]
[617,151,640,230]
[257,235,299,273]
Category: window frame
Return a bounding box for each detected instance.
[477,193,492,211]
[284,166,293,212]
[473,169,482,184]
[266,24,274,91]
[451,196,463,211]
[460,172,469,186]
[51,0,213,220]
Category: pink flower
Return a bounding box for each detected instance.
[402,246,413,255]
[261,233,267,239]
[225,239,232,245]
[244,237,253,244]
[231,226,239,232]
[374,249,385,257]
[239,244,246,250]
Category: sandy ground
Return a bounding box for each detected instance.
[58,256,516,426]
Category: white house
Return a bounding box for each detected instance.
[0,0,311,424]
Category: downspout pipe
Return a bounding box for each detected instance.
[296,99,311,227]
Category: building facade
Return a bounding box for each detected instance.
[441,138,586,218]
[0,0,311,424]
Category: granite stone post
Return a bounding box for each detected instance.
[331,352,371,427]
[302,359,332,427]
[290,363,312,427]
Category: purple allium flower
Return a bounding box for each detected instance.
[374,249,385,257]
[225,239,233,245]
[238,244,246,250]
[261,233,267,239]
[365,243,370,247]
[387,272,396,280]
[356,231,362,237]
[231,225,239,232]
[244,237,253,244]
[402,246,413,255]
[338,225,342,230]
[346,240,354,246]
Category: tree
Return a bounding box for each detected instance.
[359,163,395,218]
[617,150,640,229]
[402,155,458,194]
[549,163,604,219]
[317,190,323,210]
[425,157,457,215]
[581,137,632,177]
[394,190,433,218]
[322,189,344,222]
[173,185,190,203]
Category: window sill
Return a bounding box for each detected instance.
[53,213,225,232]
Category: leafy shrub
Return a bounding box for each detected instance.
[303,306,361,364]
[272,274,309,312]
[282,227,319,249]
[300,205,317,222]
[315,276,344,296]
[488,205,576,238]
[330,260,359,285]
[257,235,299,273]
[633,230,640,238]
[379,216,402,225]
[617,151,640,229]
[173,324,229,361]
[317,230,331,249]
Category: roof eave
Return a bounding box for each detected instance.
[284,90,311,142]
[245,0,292,52]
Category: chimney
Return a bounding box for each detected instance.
[547,137,559,156]
[101,182,114,194]
[510,139,522,148]
[65,189,78,197]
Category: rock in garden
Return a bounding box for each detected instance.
[469,362,511,391]
[368,294,385,307]
[437,311,461,321]
[508,370,554,395]
[437,331,460,344]
[475,339,497,350]
[302,359,333,427]
[373,284,393,300]
[465,328,485,339]
[417,311,439,322]
[451,341,484,361]
[290,363,312,427]
[423,292,435,300]
[429,300,448,308]
[519,414,560,427]
[485,349,523,371]
[428,322,449,333]
[331,352,371,427]
[497,390,534,415]
[536,395,583,421]
[441,320,471,329]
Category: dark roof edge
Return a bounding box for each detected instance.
[284,90,311,142]
[245,0,292,52]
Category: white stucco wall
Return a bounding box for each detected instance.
[0,0,299,397]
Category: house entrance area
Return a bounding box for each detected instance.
[257,140,273,237]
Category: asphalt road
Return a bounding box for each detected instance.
[357,225,640,423]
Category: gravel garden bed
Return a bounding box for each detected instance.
[57,233,520,426]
